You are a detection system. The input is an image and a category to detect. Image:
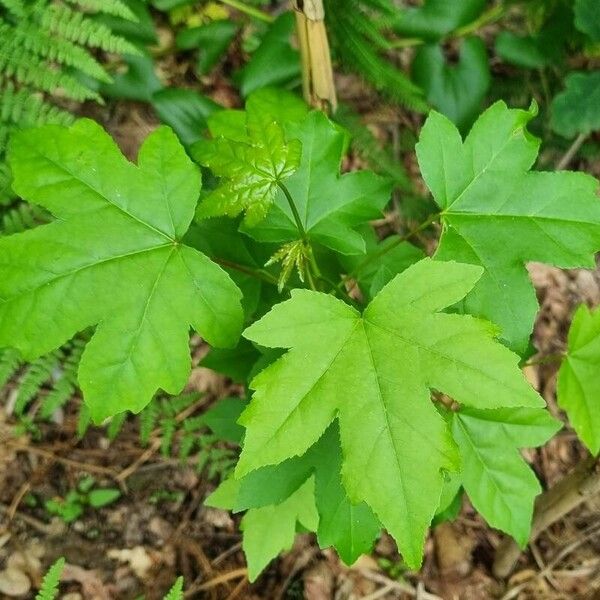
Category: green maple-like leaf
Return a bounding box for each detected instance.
[236,258,543,567]
[208,425,380,569]
[558,304,600,454]
[191,97,302,226]
[240,477,318,581]
[242,111,393,255]
[417,101,600,353]
[551,72,600,139]
[451,407,561,545]
[0,120,243,422]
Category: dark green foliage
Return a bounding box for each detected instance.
[325,0,427,110]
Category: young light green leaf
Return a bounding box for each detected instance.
[241,477,318,582]
[551,72,600,139]
[2,120,243,422]
[417,101,600,353]
[242,111,392,254]
[451,407,561,545]
[558,304,600,454]
[237,258,543,567]
[191,99,302,226]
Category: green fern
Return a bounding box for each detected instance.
[334,103,411,190]
[35,557,64,600]
[164,577,184,600]
[325,0,427,110]
[0,347,20,388]
[0,0,139,195]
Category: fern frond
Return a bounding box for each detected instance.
[163,577,184,600]
[14,351,62,415]
[9,21,111,82]
[334,104,411,189]
[42,5,140,55]
[324,0,427,110]
[1,201,51,234]
[139,398,160,446]
[39,339,84,419]
[0,0,24,17]
[1,83,73,126]
[0,163,15,204]
[0,347,21,388]
[0,41,100,101]
[107,412,128,439]
[64,0,137,21]
[35,557,64,600]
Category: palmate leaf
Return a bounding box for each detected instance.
[243,111,392,255]
[241,478,318,581]
[236,258,543,567]
[551,72,600,139]
[191,97,302,226]
[451,407,560,544]
[1,120,243,422]
[208,424,381,574]
[558,305,600,454]
[417,101,600,354]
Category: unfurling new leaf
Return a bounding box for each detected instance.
[191,96,302,226]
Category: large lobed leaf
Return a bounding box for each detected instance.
[1,120,243,421]
[558,304,600,455]
[417,101,600,353]
[236,258,544,567]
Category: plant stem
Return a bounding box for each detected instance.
[213,257,280,286]
[216,0,274,23]
[346,212,440,282]
[389,2,505,48]
[453,3,505,38]
[278,181,308,241]
[556,133,588,170]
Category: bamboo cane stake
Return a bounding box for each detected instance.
[292,0,337,111]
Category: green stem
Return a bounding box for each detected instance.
[216,0,274,22]
[346,213,440,282]
[522,353,565,368]
[278,181,308,242]
[389,2,505,48]
[213,257,280,286]
[452,3,505,38]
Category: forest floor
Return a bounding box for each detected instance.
[2,39,600,600]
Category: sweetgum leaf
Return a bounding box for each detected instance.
[191,99,302,226]
[418,101,600,353]
[242,111,392,254]
[451,407,561,545]
[558,305,600,454]
[241,477,318,581]
[1,120,243,422]
[209,425,380,567]
[551,72,600,139]
[237,258,543,567]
